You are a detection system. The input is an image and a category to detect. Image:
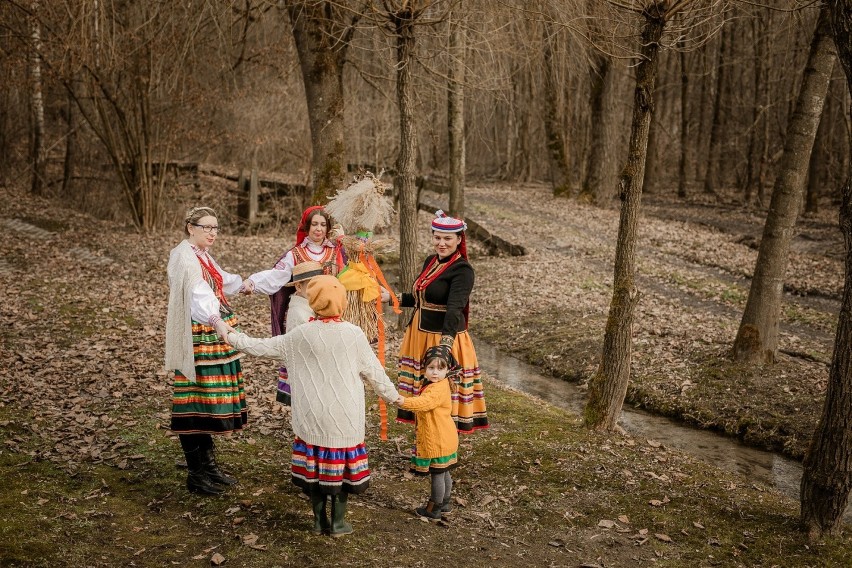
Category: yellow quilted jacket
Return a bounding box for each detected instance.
[401,379,459,459]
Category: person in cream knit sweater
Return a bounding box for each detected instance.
[219,275,404,537]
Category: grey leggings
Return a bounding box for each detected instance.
[429,470,453,504]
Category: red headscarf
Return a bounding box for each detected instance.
[296,205,325,245]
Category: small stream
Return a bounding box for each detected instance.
[472,339,851,522]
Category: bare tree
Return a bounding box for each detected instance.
[28,0,45,195]
[732,6,836,364]
[377,0,440,294]
[799,0,852,541]
[585,0,669,430]
[677,43,689,197]
[702,21,730,196]
[542,16,570,196]
[284,1,363,205]
[581,0,616,203]
[447,6,466,217]
[585,0,724,431]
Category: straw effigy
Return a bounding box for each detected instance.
[326,171,398,342]
[325,171,400,441]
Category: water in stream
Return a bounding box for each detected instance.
[473,339,850,522]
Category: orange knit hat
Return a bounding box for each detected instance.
[307,275,347,317]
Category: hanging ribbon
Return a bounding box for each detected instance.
[358,244,400,441]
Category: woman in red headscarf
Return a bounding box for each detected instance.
[244,206,344,404]
[396,210,488,440]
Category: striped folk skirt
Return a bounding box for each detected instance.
[291,437,371,495]
[397,310,489,434]
[170,313,248,434]
[410,450,458,475]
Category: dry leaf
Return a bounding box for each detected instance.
[655,533,672,543]
[210,552,226,565]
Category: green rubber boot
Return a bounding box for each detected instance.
[330,493,354,537]
[309,489,330,535]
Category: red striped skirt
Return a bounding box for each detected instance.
[290,437,370,495]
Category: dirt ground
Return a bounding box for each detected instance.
[1,180,850,567]
[452,183,841,459]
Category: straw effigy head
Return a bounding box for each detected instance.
[325,171,394,234]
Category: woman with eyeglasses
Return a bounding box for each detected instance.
[165,206,250,495]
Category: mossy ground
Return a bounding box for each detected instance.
[3,382,850,567]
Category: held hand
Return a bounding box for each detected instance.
[395,395,405,407]
[380,287,391,303]
[432,343,452,364]
[329,223,344,240]
[214,319,234,345]
[240,279,255,295]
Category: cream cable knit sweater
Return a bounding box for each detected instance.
[228,321,399,448]
[165,240,202,382]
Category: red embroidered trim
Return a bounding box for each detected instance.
[413,251,461,292]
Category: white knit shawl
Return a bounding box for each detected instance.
[165,240,202,382]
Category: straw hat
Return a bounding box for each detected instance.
[285,261,324,287]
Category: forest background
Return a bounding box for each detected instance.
[4,0,852,566]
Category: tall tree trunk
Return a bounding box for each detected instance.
[580,51,612,203]
[677,46,688,198]
[694,40,709,181]
[28,0,46,196]
[757,16,771,205]
[800,1,852,539]
[286,1,351,205]
[0,9,13,182]
[62,82,77,196]
[732,7,836,364]
[542,20,570,196]
[806,99,829,214]
[447,8,466,218]
[745,15,764,204]
[703,23,730,195]
[584,6,665,431]
[393,7,419,296]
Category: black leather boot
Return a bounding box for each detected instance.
[201,448,237,486]
[185,448,224,496]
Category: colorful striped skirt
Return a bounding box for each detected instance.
[410,450,458,475]
[291,437,371,495]
[170,313,248,434]
[397,310,489,433]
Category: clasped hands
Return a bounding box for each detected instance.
[214,319,236,345]
[239,279,255,295]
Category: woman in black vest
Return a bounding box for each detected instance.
[396,210,488,436]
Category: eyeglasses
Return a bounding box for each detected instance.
[191,223,220,234]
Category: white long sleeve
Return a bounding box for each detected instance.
[249,251,295,295]
[227,331,288,361]
[189,251,244,324]
[190,280,221,325]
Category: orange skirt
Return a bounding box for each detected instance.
[396,309,488,433]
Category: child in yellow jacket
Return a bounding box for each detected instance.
[399,345,460,521]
